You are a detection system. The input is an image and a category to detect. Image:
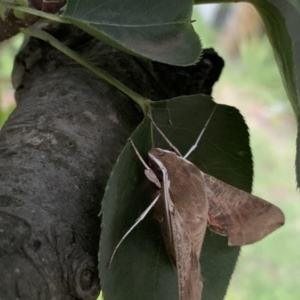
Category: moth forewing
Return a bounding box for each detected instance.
[203,172,285,246]
[148,148,208,300]
[171,206,203,300]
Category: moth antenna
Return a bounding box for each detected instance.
[184,106,217,159]
[147,114,182,157]
[129,139,150,170]
[108,194,160,267]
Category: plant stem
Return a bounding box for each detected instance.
[21,28,150,115]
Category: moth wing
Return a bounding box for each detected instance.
[154,178,203,300]
[202,172,285,246]
[170,207,203,300]
[150,151,204,299]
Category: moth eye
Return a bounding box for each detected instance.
[155,169,163,181]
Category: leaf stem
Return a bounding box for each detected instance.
[20,28,150,115]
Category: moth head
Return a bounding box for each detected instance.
[147,149,164,182]
[148,148,178,160]
[147,148,178,180]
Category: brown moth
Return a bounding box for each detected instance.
[109,108,285,300]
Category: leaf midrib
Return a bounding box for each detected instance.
[68,19,190,28]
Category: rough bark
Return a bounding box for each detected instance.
[0,25,224,300]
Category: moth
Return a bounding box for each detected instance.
[109,107,285,300]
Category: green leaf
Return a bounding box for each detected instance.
[63,0,202,66]
[99,95,253,300]
[0,0,201,65]
[248,0,300,185]
[251,0,299,114]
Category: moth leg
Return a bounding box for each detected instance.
[129,139,150,170]
[108,194,160,267]
[184,105,217,159]
[129,139,161,188]
[147,114,182,157]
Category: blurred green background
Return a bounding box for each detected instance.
[1,4,299,300]
[194,4,300,300]
[0,34,20,127]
